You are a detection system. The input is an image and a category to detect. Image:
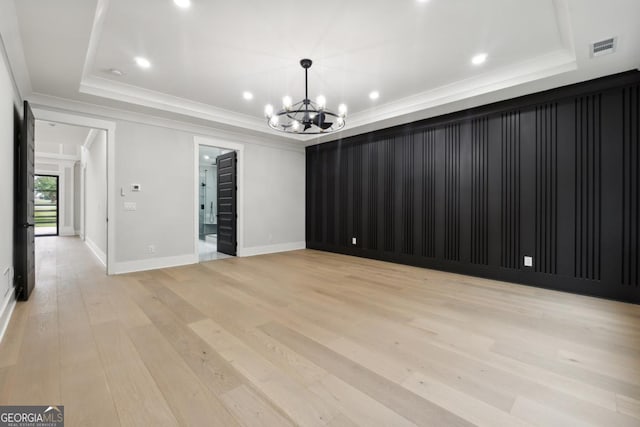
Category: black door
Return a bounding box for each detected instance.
[14,100,36,301]
[216,151,237,256]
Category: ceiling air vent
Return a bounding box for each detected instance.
[591,37,617,57]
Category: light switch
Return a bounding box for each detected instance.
[131,184,141,192]
[524,256,533,267]
[124,202,137,211]
[352,237,357,245]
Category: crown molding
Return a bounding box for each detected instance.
[310,49,577,145]
[35,153,79,164]
[29,92,306,153]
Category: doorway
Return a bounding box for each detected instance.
[197,144,237,261]
[31,108,115,274]
[34,174,59,237]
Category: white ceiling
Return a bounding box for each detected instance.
[7,0,640,143]
[35,120,91,147]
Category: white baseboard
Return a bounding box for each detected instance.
[85,237,107,267]
[240,241,306,257]
[113,253,198,275]
[59,226,76,236]
[0,292,16,344]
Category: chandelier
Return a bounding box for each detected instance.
[264,59,347,134]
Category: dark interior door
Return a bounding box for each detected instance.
[216,151,237,256]
[14,100,36,301]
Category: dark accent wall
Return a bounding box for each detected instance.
[305,71,640,303]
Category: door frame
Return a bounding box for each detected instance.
[32,108,116,274]
[193,136,244,259]
[33,173,60,237]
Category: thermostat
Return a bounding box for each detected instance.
[131,184,141,192]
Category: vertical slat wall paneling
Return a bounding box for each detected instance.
[535,103,558,274]
[470,118,489,265]
[501,111,521,269]
[412,132,424,259]
[555,100,576,277]
[329,148,340,246]
[623,85,639,287]
[306,147,315,243]
[352,143,363,248]
[316,148,324,245]
[401,135,415,255]
[366,141,378,251]
[422,129,437,258]
[574,95,601,281]
[382,138,395,253]
[306,72,640,303]
[444,124,461,261]
[320,149,328,245]
[338,144,349,246]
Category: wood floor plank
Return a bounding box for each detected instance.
[0,303,30,368]
[1,237,639,426]
[190,318,342,427]
[259,321,472,426]
[92,321,179,427]
[220,385,296,427]
[127,324,240,427]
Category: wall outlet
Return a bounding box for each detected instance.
[131,184,141,192]
[147,245,156,254]
[352,237,357,245]
[523,256,533,267]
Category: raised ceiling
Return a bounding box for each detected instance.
[8,0,640,143]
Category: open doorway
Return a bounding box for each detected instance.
[197,144,237,262]
[34,174,59,236]
[33,119,108,271]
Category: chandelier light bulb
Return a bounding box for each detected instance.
[264,104,274,118]
[338,103,348,116]
[316,95,326,109]
[292,120,300,130]
[282,96,292,110]
[336,117,344,125]
[269,115,279,126]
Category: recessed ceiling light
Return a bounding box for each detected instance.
[369,91,380,100]
[174,0,191,8]
[471,53,488,65]
[417,0,430,3]
[134,56,151,69]
[107,68,124,76]
[242,91,253,100]
[204,155,210,160]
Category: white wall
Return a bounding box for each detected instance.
[73,162,81,234]
[85,130,107,264]
[243,143,305,249]
[0,40,20,338]
[113,120,305,271]
[115,122,194,263]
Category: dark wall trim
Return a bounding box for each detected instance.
[305,71,640,304]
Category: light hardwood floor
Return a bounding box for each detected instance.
[1,237,640,426]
